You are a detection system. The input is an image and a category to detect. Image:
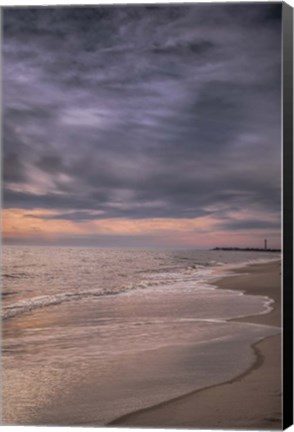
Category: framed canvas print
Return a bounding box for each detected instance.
[1,1,293,430]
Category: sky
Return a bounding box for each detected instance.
[2,3,282,249]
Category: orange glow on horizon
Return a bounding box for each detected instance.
[3,208,218,238]
[3,208,281,248]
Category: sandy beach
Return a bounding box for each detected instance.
[3,255,281,428]
[111,260,282,430]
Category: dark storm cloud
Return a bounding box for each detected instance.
[3,152,26,183]
[3,4,281,229]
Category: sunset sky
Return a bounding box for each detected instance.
[3,4,282,249]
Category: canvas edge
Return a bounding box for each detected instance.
[282,1,293,430]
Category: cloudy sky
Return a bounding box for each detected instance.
[3,3,282,248]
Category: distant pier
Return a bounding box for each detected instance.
[212,247,281,252]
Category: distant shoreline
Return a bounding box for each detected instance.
[212,247,281,252]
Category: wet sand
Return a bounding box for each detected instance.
[111,260,282,430]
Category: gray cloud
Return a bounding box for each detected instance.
[3,4,281,235]
[216,219,281,231]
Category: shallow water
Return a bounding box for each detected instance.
[2,246,280,425]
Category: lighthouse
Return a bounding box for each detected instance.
[264,239,267,250]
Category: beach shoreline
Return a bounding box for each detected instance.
[110,260,282,430]
[3,255,281,428]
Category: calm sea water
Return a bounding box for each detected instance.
[2,246,279,320]
[2,246,280,425]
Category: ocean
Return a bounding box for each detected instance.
[2,246,281,425]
